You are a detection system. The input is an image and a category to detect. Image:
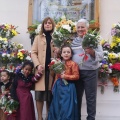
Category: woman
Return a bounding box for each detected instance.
[71,19,103,120]
[31,17,55,120]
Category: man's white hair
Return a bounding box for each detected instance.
[77,19,89,28]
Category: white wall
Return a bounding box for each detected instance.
[0,0,31,50]
[100,0,120,42]
[1,0,120,49]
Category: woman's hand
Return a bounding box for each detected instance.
[37,65,44,74]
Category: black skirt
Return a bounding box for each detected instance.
[35,70,53,102]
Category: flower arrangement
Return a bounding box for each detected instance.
[98,59,111,93]
[111,23,120,37]
[0,24,19,40]
[27,23,41,44]
[99,22,120,93]
[27,23,41,36]
[110,23,120,53]
[52,16,77,47]
[109,63,120,92]
[0,36,31,69]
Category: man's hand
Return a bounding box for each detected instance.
[84,48,95,57]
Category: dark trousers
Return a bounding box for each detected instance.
[75,69,98,120]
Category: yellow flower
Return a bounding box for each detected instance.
[61,19,67,25]
[110,42,117,49]
[112,24,116,28]
[67,20,73,25]
[116,37,120,43]
[72,26,76,33]
[17,52,24,60]
[17,44,23,49]
[0,37,7,41]
[12,29,18,36]
[100,39,105,45]
[103,64,108,68]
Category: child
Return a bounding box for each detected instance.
[0,70,12,120]
[11,60,42,120]
[48,45,80,120]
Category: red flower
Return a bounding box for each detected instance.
[110,63,120,71]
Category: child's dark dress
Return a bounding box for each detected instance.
[11,70,41,120]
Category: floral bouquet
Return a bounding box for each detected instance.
[98,59,111,94]
[109,62,120,92]
[0,24,19,40]
[52,16,77,47]
[27,23,41,36]
[48,58,68,85]
[4,98,19,115]
[110,23,120,53]
[27,23,41,44]
[111,22,120,37]
[0,86,19,115]
[108,52,120,64]
[100,39,110,51]
[79,30,100,65]
[82,30,100,49]
[0,36,31,68]
[48,58,65,74]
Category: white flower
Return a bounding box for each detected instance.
[108,69,112,73]
[35,24,41,34]
[61,25,71,33]
[9,110,12,114]
[26,56,31,60]
[2,53,7,57]
[7,54,10,57]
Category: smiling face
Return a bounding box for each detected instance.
[0,71,10,83]
[22,65,32,77]
[61,47,72,61]
[44,19,53,31]
[76,22,88,37]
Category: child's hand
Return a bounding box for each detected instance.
[57,74,61,78]
[60,73,65,79]
[37,65,44,74]
[3,91,9,95]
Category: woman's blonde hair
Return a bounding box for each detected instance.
[40,17,55,35]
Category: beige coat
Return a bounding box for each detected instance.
[31,34,55,91]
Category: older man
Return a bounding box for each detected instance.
[71,19,103,120]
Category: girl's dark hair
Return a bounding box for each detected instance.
[40,17,55,35]
[1,70,10,77]
[60,45,73,59]
[21,60,34,70]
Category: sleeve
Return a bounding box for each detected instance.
[10,75,19,101]
[31,72,42,82]
[64,62,80,80]
[91,45,104,62]
[31,35,41,68]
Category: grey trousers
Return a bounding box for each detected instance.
[75,69,98,120]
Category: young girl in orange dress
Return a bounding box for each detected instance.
[48,45,80,120]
